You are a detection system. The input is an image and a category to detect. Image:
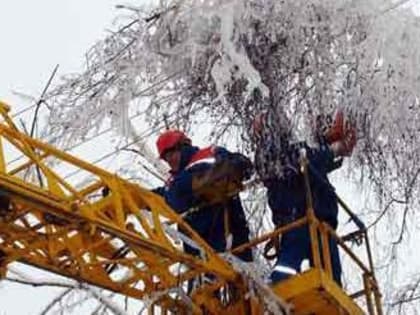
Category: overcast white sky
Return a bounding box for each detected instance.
[0,0,121,107]
[0,1,124,314]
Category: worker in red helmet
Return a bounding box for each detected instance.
[156,130,192,171]
[154,129,253,263]
[252,110,357,286]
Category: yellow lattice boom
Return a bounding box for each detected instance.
[0,101,383,315]
[0,101,259,314]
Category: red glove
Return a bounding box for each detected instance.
[325,111,357,156]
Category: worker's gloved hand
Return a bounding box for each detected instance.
[325,111,357,157]
[263,237,280,260]
[340,122,357,156]
[324,111,345,144]
[228,153,254,181]
[151,186,166,196]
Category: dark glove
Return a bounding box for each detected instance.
[228,153,254,181]
[151,186,166,196]
[263,237,280,260]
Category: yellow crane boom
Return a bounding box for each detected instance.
[0,101,252,313]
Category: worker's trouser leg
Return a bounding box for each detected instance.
[270,225,309,282]
[230,206,253,262]
[270,225,342,286]
[328,236,342,286]
[309,229,341,286]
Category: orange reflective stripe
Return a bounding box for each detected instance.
[186,146,216,169]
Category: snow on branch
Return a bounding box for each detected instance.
[46,0,420,189]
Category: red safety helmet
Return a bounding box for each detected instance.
[156,130,191,158]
